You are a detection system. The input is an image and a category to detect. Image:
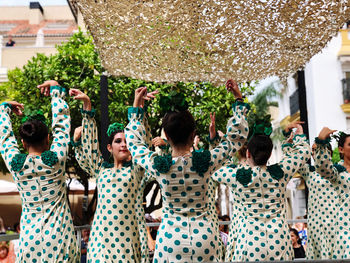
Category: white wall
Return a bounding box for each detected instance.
[304,33,346,143]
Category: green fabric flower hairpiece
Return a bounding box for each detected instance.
[107,122,124,137]
[21,109,46,125]
[159,90,188,114]
[248,114,272,140]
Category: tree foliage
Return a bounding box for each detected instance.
[0,31,256,224]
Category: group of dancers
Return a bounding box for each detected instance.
[0,79,349,262]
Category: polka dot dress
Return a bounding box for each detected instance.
[125,102,249,263]
[0,87,79,262]
[315,143,350,259]
[212,134,311,261]
[300,165,337,259]
[73,110,148,263]
[225,172,244,262]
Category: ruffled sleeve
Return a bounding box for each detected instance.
[208,101,249,174]
[49,86,71,164]
[0,103,21,172]
[125,107,159,177]
[278,134,311,182]
[314,137,340,183]
[73,108,104,178]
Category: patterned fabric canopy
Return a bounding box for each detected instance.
[75,0,350,84]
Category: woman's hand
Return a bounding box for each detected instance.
[73,126,83,142]
[209,112,216,140]
[133,87,158,108]
[69,89,92,111]
[284,121,304,133]
[5,101,24,116]
[37,80,59,96]
[318,127,337,140]
[226,79,242,99]
[152,137,167,147]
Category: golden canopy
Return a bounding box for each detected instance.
[75,0,350,84]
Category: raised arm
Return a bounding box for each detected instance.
[0,102,23,171]
[208,80,249,173]
[70,89,104,177]
[314,127,339,182]
[279,133,311,182]
[49,85,71,162]
[125,87,159,175]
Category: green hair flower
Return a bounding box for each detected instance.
[159,91,188,114]
[248,114,272,140]
[107,122,124,137]
[21,109,46,124]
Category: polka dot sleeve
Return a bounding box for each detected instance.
[125,107,158,176]
[0,103,20,171]
[211,165,238,188]
[208,101,249,174]
[49,86,71,163]
[281,140,310,182]
[314,142,338,182]
[76,110,104,177]
[279,134,311,182]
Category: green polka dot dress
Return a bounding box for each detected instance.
[212,134,311,261]
[315,141,350,259]
[125,102,249,263]
[73,109,149,263]
[224,166,244,262]
[0,87,79,262]
[282,142,337,259]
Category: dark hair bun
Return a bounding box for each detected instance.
[247,135,273,165]
[162,110,195,146]
[19,120,48,146]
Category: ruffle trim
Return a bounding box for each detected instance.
[128,107,144,121]
[282,130,292,138]
[232,101,250,113]
[50,85,66,95]
[81,108,96,118]
[207,132,220,144]
[10,153,27,172]
[153,154,172,173]
[282,143,293,149]
[101,160,133,169]
[267,164,284,180]
[192,150,211,176]
[334,163,347,173]
[69,139,82,147]
[236,167,252,187]
[41,151,58,167]
[314,137,331,145]
[0,102,12,110]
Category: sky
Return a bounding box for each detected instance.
[0,0,67,6]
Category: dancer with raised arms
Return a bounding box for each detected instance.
[314,128,350,258]
[212,120,311,261]
[0,80,79,262]
[125,79,249,262]
[71,88,157,263]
